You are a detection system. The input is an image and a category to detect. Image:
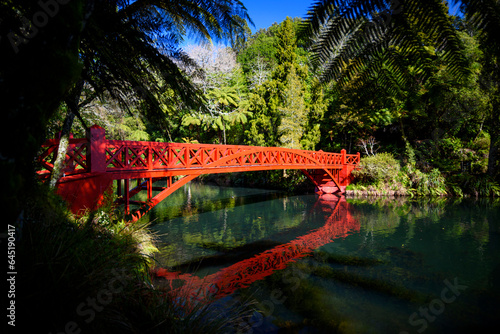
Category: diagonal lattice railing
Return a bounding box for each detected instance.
[102,140,346,172]
[37,138,89,178]
[37,125,359,220]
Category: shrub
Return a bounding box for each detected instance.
[352,153,401,185]
[402,164,447,196]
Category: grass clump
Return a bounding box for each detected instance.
[15,185,250,333]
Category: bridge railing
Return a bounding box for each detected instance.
[37,125,360,176]
[37,137,90,178]
[103,140,360,172]
[104,140,257,171]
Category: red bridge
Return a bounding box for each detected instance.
[38,125,359,221]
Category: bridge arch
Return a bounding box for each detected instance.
[125,147,344,221]
[195,146,343,189]
[38,125,359,222]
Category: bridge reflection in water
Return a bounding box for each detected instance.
[154,195,359,303]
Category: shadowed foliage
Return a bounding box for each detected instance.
[0,0,252,226]
[302,0,500,176]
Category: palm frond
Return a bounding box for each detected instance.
[460,0,500,57]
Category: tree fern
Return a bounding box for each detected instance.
[303,0,500,176]
[302,0,470,91]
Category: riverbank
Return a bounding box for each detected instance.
[348,152,500,198]
[197,154,500,199]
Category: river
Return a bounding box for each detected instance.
[140,183,500,333]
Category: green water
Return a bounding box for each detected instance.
[147,183,500,333]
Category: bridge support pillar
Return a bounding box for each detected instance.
[302,169,342,194]
[56,174,113,215]
[55,125,113,215]
[315,182,344,194]
[303,149,359,195]
[338,150,359,190]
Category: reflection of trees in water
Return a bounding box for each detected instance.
[238,197,499,333]
[152,186,314,267]
[141,182,285,224]
[149,185,498,332]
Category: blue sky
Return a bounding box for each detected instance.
[182,1,312,46]
[242,0,464,31]
[244,0,313,32]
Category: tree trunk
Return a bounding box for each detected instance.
[49,112,75,188]
[487,112,499,177]
[49,81,84,188]
[399,116,407,144]
[46,0,96,189]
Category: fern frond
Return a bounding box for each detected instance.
[302,0,471,92]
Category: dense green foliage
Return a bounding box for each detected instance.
[60,10,499,195]
[2,0,500,332]
[302,0,500,182]
[349,151,449,197]
[351,153,405,191]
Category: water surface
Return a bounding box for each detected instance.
[146,183,500,333]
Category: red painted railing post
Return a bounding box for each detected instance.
[147,143,153,170]
[87,125,107,173]
[341,149,346,166]
[54,125,112,214]
[184,148,190,168]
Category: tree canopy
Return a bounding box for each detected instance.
[302,0,500,177]
[1,0,500,226]
[0,0,252,225]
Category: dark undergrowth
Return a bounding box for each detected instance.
[14,184,252,333]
